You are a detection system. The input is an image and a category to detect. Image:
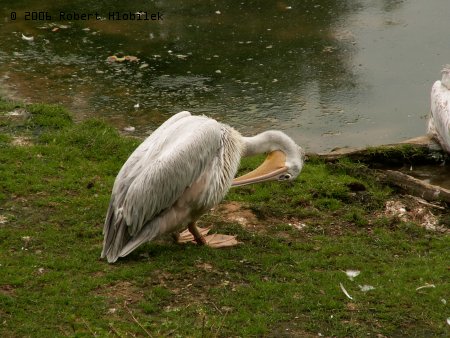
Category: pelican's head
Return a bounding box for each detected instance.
[232,132,304,187]
[441,65,450,89]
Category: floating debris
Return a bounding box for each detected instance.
[358,284,375,292]
[441,298,447,305]
[215,70,222,74]
[215,10,221,15]
[124,126,136,132]
[133,103,140,108]
[322,46,336,53]
[447,318,450,326]
[0,215,7,224]
[345,269,360,281]
[340,282,353,300]
[21,34,34,41]
[107,55,139,63]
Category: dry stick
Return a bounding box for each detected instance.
[214,311,229,338]
[81,318,97,337]
[377,170,450,204]
[58,325,70,337]
[124,302,153,338]
[109,323,124,338]
[201,315,206,337]
[406,194,446,210]
[308,136,450,204]
[308,135,441,163]
[208,301,223,315]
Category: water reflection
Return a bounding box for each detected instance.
[402,165,450,190]
[0,0,450,153]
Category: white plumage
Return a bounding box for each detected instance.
[101,111,304,263]
[428,65,450,153]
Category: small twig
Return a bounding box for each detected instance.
[109,323,123,337]
[208,301,223,315]
[406,194,445,210]
[124,301,153,337]
[81,318,97,337]
[214,311,228,338]
[201,314,206,337]
[58,325,70,337]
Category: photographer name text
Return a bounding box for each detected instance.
[10,11,164,21]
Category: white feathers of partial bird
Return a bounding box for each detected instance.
[428,65,450,153]
[101,111,304,263]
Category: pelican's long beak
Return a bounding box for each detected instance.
[232,150,288,187]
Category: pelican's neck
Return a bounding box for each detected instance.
[441,65,450,89]
[242,130,300,161]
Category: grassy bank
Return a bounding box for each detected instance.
[0,100,449,337]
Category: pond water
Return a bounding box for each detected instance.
[1,0,450,153]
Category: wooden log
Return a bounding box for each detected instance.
[307,135,445,165]
[376,170,450,204]
[306,135,450,203]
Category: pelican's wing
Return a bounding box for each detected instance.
[102,114,223,262]
[430,80,450,153]
[113,111,192,195]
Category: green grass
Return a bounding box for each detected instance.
[0,99,449,337]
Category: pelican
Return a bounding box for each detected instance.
[428,65,450,153]
[101,111,304,263]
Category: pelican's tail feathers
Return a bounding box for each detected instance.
[118,220,161,259]
[101,207,130,263]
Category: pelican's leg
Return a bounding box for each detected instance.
[177,224,241,248]
[188,222,207,245]
[176,226,211,244]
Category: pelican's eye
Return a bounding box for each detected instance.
[278,173,292,181]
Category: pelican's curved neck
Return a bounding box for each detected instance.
[242,130,299,159]
[232,130,304,187]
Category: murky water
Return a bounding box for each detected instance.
[402,164,450,189]
[1,0,450,156]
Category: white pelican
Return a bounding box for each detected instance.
[428,65,450,153]
[101,111,304,263]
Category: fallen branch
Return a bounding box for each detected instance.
[306,136,450,203]
[405,194,446,210]
[377,170,450,204]
[308,135,444,165]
